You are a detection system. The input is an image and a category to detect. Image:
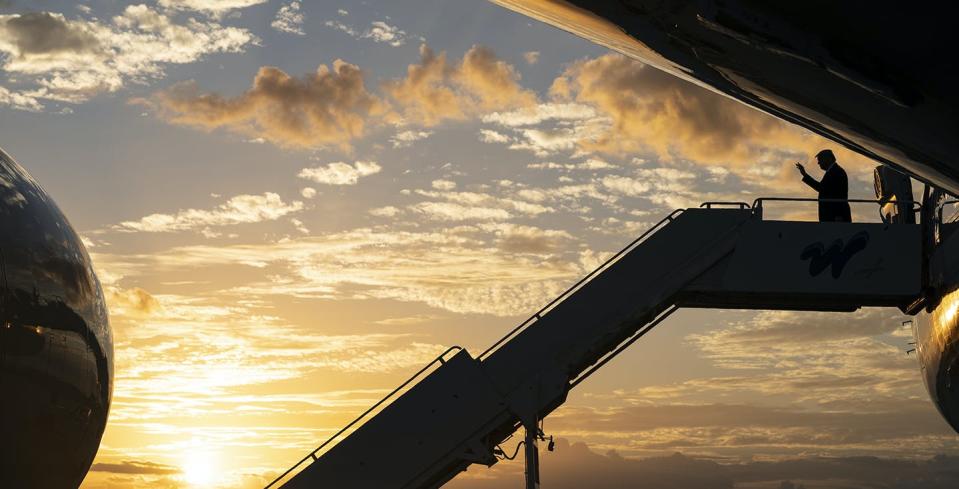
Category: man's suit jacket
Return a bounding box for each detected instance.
[802,163,852,222]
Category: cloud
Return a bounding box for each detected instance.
[373,314,443,326]
[141,60,386,150]
[527,158,614,171]
[364,21,407,47]
[106,286,161,316]
[482,102,599,127]
[448,439,959,489]
[601,167,695,198]
[0,11,101,56]
[91,460,178,475]
[112,192,303,233]
[550,54,784,162]
[390,129,432,148]
[140,43,532,148]
[410,202,511,221]
[92,226,584,316]
[479,129,511,144]
[323,19,358,37]
[369,205,401,217]
[481,102,610,156]
[0,7,255,108]
[523,50,540,64]
[548,54,877,184]
[290,217,309,234]
[547,403,950,447]
[481,223,572,254]
[624,308,931,419]
[383,44,536,126]
[431,179,456,190]
[300,187,317,199]
[271,1,305,36]
[0,85,41,111]
[298,160,381,185]
[412,188,554,217]
[157,0,269,15]
[324,19,409,47]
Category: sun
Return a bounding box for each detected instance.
[182,451,218,487]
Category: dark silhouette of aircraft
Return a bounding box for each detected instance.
[5,2,959,488]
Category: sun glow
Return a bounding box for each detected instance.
[182,451,218,487]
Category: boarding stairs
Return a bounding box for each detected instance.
[266,199,922,489]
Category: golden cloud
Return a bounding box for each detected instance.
[383,44,536,126]
[141,43,534,149]
[106,286,161,316]
[547,54,878,189]
[140,60,388,150]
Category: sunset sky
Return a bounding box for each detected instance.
[2,1,958,488]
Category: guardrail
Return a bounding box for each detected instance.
[478,208,686,360]
[699,201,750,209]
[263,345,464,489]
[752,197,922,221]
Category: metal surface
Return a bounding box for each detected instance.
[523,423,539,489]
[0,148,112,489]
[682,221,920,310]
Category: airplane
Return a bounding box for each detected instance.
[0,1,957,488]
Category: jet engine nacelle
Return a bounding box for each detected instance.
[0,148,113,489]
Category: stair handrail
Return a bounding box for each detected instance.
[700,201,750,209]
[569,305,679,388]
[479,208,687,360]
[263,345,464,489]
[752,197,922,220]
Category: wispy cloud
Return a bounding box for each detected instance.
[158,0,269,15]
[112,192,303,233]
[298,160,382,185]
[323,19,358,37]
[94,224,584,316]
[325,19,409,47]
[479,128,511,144]
[364,21,407,47]
[271,1,305,36]
[390,129,432,148]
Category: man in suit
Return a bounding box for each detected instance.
[795,149,852,222]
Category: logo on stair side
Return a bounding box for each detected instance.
[799,231,870,279]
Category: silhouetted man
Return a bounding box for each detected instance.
[795,149,851,222]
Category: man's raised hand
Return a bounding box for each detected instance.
[795,162,807,176]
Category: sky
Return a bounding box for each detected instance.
[1,1,958,488]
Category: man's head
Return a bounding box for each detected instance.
[815,149,836,170]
